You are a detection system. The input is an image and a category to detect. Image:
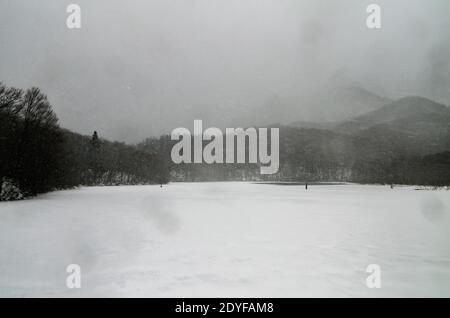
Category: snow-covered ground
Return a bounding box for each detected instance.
[0,182,449,297]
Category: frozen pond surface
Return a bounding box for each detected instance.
[0,182,449,297]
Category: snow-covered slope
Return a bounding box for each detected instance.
[0,183,449,297]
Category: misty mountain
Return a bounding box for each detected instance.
[281,96,449,184]
[335,96,450,134]
[276,86,390,128]
[169,85,390,132]
[154,95,450,184]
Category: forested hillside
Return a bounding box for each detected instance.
[0,83,169,200]
[2,81,449,201]
[139,96,450,186]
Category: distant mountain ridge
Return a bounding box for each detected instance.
[257,86,391,126]
[186,85,392,130]
[334,96,450,134]
[286,95,450,159]
[138,93,450,185]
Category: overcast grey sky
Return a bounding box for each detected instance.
[1,0,449,142]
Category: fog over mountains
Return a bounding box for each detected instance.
[1,0,450,142]
[130,93,449,185]
[335,96,450,134]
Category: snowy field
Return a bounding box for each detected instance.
[0,182,449,297]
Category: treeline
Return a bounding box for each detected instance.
[353,151,450,187]
[2,82,448,199]
[61,130,169,187]
[137,128,355,182]
[138,126,450,186]
[137,129,349,182]
[137,135,262,181]
[0,83,168,200]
